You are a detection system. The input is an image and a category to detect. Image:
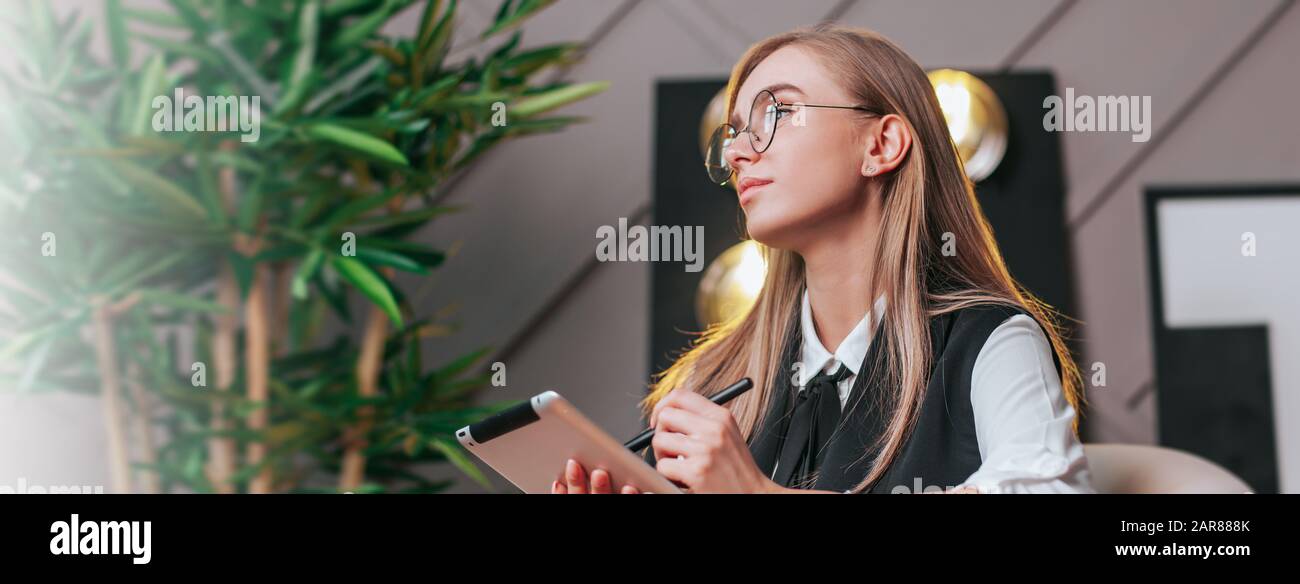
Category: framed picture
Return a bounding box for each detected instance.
[1144,184,1300,493]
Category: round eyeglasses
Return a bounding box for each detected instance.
[704,89,884,185]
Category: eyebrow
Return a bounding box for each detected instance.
[729,83,807,127]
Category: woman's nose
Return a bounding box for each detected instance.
[723,132,758,175]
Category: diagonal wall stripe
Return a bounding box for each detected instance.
[1067,0,1295,230]
[998,0,1077,71]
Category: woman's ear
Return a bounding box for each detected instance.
[860,114,912,177]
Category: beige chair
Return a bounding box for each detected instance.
[1084,443,1254,494]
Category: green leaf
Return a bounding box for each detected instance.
[509,81,608,118]
[105,159,208,220]
[314,264,351,322]
[228,251,255,299]
[291,186,334,228]
[130,54,167,136]
[487,30,522,65]
[329,0,399,53]
[415,0,444,49]
[318,187,403,231]
[303,56,382,114]
[433,346,490,380]
[235,170,267,233]
[356,237,445,268]
[253,242,306,262]
[495,115,586,136]
[502,42,580,77]
[136,34,222,66]
[165,0,209,38]
[101,248,190,297]
[423,91,513,112]
[355,246,427,274]
[322,0,385,19]
[277,0,321,115]
[354,205,456,231]
[480,0,557,39]
[122,7,186,28]
[105,0,130,67]
[0,319,83,362]
[207,29,278,102]
[429,437,491,489]
[292,248,325,299]
[15,337,53,393]
[415,0,455,76]
[331,255,402,327]
[303,123,409,166]
[492,0,515,27]
[195,148,228,224]
[137,288,230,313]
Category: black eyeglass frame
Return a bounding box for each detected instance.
[705,89,886,184]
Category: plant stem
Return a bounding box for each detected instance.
[271,261,291,356]
[244,256,273,494]
[208,140,241,493]
[208,262,240,493]
[127,361,161,494]
[91,301,132,494]
[338,164,400,491]
[339,301,388,491]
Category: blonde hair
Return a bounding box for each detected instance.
[642,23,1086,493]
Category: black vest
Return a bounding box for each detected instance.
[645,302,1061,493]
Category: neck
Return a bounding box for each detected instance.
[799,189,884,354]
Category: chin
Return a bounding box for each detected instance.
[742,210,799,251]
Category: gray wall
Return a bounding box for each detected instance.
[4,0,1299,493]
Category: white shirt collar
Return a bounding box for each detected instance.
[799,288,887,378]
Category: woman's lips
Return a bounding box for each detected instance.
[737,178,773,205]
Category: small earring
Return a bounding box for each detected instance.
[866,166,876,175]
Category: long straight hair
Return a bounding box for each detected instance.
[642,23,1086,493]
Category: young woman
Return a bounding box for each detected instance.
[553,23,1094,494]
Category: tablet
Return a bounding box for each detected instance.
[456,391,682,494]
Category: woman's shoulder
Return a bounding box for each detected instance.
[932,301,1038,342]
[936,301,1063,381]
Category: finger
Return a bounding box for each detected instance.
[552,479,566,494]
[649,389,681,429]
[564,459,588,494]
[668,390,723,415]
[590,468,613,494]
[620,485,640,495]
[655,456,694,488]
[650,430,698,461]
[650,386,704,428]
[656,406,713,439]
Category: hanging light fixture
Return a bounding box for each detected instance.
[695,240,767,328]
[927,68,1008,182]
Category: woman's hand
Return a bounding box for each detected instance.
[551,459,642,494]
[648,389,785,494]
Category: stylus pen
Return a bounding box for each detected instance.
[623,377,754,453]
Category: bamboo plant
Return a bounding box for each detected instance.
[0,0,606,493]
